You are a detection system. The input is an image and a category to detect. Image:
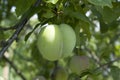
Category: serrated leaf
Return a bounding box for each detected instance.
[111,66,120,80]
[87,0,113,8]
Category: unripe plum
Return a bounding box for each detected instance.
[37,24,63,61]
[69,55,90,75]
[37,24,76,61]
[54,66,68,80]
[59,24,76,58]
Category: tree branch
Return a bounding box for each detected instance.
[0,17,28,58]
[94,57,120,72]
[80,44,120,78]
[3,56,26,80]
[0,0,42,58]
[79,56,120,78]
[0,26,16,31]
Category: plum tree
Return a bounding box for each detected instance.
[69,55,90,75]
[59,24,76,58]
[0,0,120,80]
[37,24,63,61]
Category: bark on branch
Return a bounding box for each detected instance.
[0,0,42,58]
[0,26,16,31]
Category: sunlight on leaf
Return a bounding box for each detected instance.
[45,0,59,4]
[87,0,113,8]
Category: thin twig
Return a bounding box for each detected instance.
[85,47,107,72]
[0,0,42,58]
[0,18,28,58]
[79,56,120,78]
[94,57,120,72]
[3,56,26,80]
[0,26,16,31]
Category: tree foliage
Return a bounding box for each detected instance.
[0,0,120,80]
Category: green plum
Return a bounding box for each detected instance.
[54,66,68,80]
[37,24,63,61]
[69,55,90,75]
[59,24,76,58]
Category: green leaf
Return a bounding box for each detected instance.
[100,19,108,33]
[96,6,118,23]
[42,10,55,18]
[0,13,18,27]
[75,21,91,47]
[64,8,91,24]
[25,23,40,42]
[14,0,35,16]
[112,2,120,17]
[87,0,113,8]
[109,20,119,31]
[0,32,5,40]
[110,66,120,80]
[44,0,59,4]
[103,7,115,23]
[31,42,43,64]
[80,21,91,39]
[24,31,33,42]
